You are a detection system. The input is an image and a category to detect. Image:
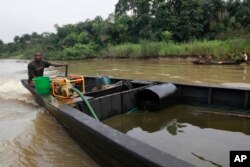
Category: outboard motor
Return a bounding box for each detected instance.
[136,83,179,111]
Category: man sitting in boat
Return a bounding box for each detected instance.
[196,55,202,63]
[28,52,67,85]
[205,55,212,64]
[241,52,249,65]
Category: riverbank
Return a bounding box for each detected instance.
[1,38,250,60]
[99,38,250,60]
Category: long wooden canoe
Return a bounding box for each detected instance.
[22,76,250,166]
[192,59,245,65]
[22,77,194,167]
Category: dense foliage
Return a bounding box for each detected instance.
[0,0,249,59]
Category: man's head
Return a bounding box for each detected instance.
[34,52,43,62]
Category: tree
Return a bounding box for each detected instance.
[0,39,4,53]
[115,0,153,40]
[14,36,20,43]
[60,33,78,48]
[5,42,18,53]
[42,33,59,51]
[172,0,203,41]
[202,0,229,39]
[151,0,173,40]
[78,31,89,44]
[113,15,135,43]
[55,24,76,39]
[235,5,250,27]
[21,34,31,43]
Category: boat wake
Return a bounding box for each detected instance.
[0,79,35,105]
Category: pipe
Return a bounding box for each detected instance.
[65,65,68,77]
[127,107,138,114]
[136,83,179,111]
[70,87,99,121]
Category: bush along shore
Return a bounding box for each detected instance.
[99,39,250,60]
[1,38,250,60]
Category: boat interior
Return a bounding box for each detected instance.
[54,76,250,121]
[23,75,250,122]
[73,76,154,121]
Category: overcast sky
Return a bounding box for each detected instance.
[0,0,118,43]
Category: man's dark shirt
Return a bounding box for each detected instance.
[28,60,51,82]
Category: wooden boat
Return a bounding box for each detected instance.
[21,76,250,167]
[192,59,245,65]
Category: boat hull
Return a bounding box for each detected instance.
[21,78,194,167]
[192,60,244,65]
[21,76,250,166]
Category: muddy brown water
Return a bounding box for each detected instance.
[0,58,250,167]
[67,59,250,87]
[104,105,250,167]
[0,59,98,167]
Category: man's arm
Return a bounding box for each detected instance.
[44,61,67,68]
[51,64,68,67]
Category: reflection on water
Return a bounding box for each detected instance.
[104,105,250,167]
[243,66,247,80]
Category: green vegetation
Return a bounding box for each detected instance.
[100,39,250,59]
[0,0,250,60]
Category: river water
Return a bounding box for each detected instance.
[104,105,250,167]
[0,59,98,167]
[0,58,250,167]
[66,59,250,86]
